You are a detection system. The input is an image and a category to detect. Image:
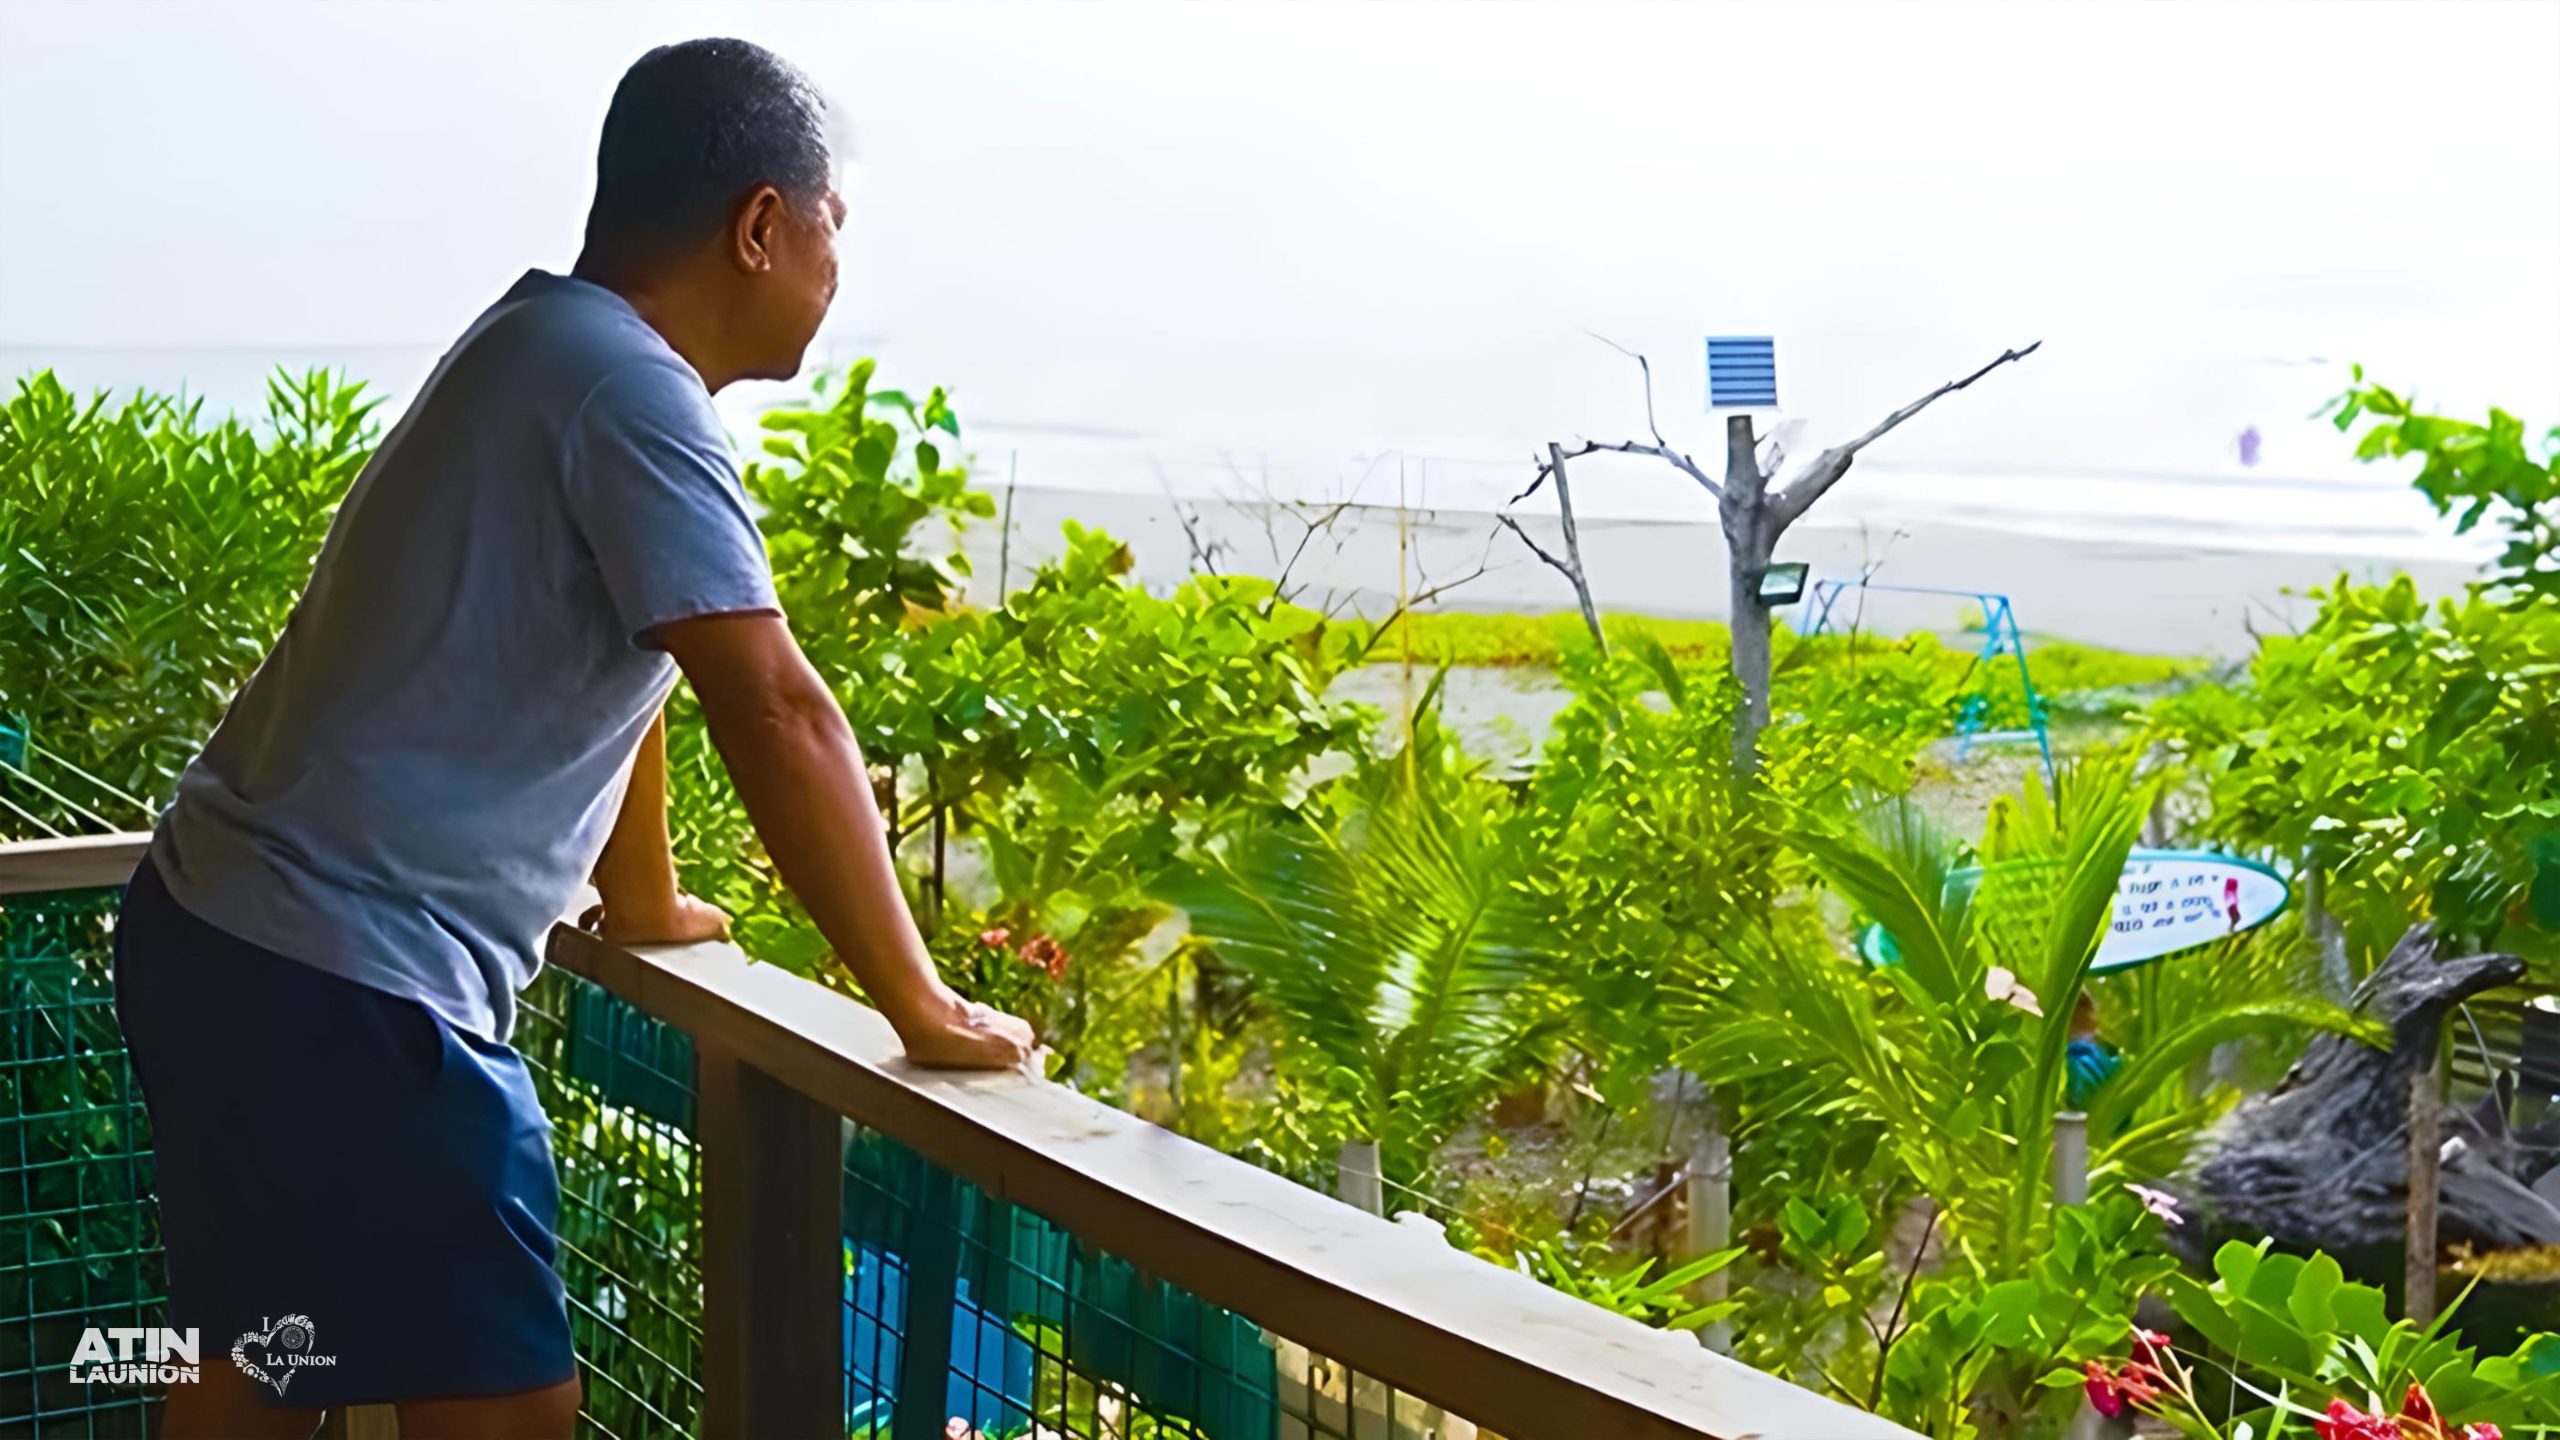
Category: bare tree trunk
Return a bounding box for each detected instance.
[1547,443,1609,655]
[1526,340,2037,778]
[1720,415,1773,773]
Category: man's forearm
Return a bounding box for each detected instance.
[692,674,959,1034]
[651,613,1029,1071]
[592,709,681,918]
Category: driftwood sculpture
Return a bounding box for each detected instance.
[2182,927,2560,1256]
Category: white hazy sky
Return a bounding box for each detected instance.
[3,0,2555,523]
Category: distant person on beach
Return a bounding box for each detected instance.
[113,39,1035,1439]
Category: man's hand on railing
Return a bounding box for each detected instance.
[578,892,732,946]
[892,987,1040,1072]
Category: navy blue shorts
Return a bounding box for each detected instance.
[112,859,576,1407]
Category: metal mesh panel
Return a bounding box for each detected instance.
[0,886,160,1440]
[531,975,1500,1439]
[1,915,1498,1440]
[841,1129,1492,1440]
[518,967,705,1440]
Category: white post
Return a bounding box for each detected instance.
[2057,1111,2103,1440]
[1686,1094,1733,1353]
[1338,1138,1384,1216]
[2054,1111,2089,1207]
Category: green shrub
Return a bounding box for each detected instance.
[0,371,377,837]
[2142,576,2560,970]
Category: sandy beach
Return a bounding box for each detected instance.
[959,485,2485,661]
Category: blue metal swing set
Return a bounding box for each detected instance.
[1800,579,2057,785]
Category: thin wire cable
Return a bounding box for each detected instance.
[28,740,153,815]
[0,757,126,834]
[0,784,65,838]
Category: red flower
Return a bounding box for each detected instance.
[2381,1382,2504,1440]
[2314,1398,2401,1440]
[2082,1360,2127,1419]
[2082,1357,2165,1418]
[978,926,1013,950]
[2118,1362,2164,1408]
[2130,1328,2173,1372]
[1019,934,1069,982]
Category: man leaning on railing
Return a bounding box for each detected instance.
[111,37,1034,1440]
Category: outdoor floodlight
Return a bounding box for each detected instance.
[1758,562,1809,606]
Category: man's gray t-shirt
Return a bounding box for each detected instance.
[152,270,779,1043]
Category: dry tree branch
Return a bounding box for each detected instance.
[1512,437,1722,505]
[1219,454,1302,578]
[1350,525,1501,666]
[1584,333,1724,499]
[1265,496,1359,611]
[1588,330,1670,450]
[1495,511,1576,578]
[1155,460,1224,577]
[1767,341,2042,531]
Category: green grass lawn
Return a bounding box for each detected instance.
[1349,609,2204,693]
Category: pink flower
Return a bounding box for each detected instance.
[977,926,1012,950]
[2127,1183,2186,1227]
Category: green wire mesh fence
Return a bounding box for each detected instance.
[4,883,1492,1440]
[548,973,1493,1440]
[0,885,159,1440]
[839,1133,1474,1440]
[519,968,706,1440]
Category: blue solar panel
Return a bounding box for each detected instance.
[1707,336,1777,408]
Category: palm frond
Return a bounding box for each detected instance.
[1158,824,1384,1073]
[1796,798,1971,1008]
[1161,703,1562,1161]
[2089,996,2383,1142]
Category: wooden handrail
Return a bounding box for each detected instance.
[0,831,150,895]
[0,833,1915,1439]
[545,923,1914,1440]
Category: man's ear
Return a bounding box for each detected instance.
[730,185,785,274]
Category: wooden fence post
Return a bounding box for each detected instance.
[2406,1021,2444,1325]
[1339,1139,1385,1216]
[1686,1094,1732,1355]
[699,1043,845,1439]
[2053,1112,2089,1207]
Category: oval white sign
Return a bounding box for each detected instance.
[2094,849,2290,972]
[1858,848,2292,973]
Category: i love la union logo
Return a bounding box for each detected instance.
[231,1314,338,1397]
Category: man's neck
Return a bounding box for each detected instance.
[571,251,739,393]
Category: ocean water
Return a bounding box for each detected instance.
[3,342,2490,657]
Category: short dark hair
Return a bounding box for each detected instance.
[584,38,834,257]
